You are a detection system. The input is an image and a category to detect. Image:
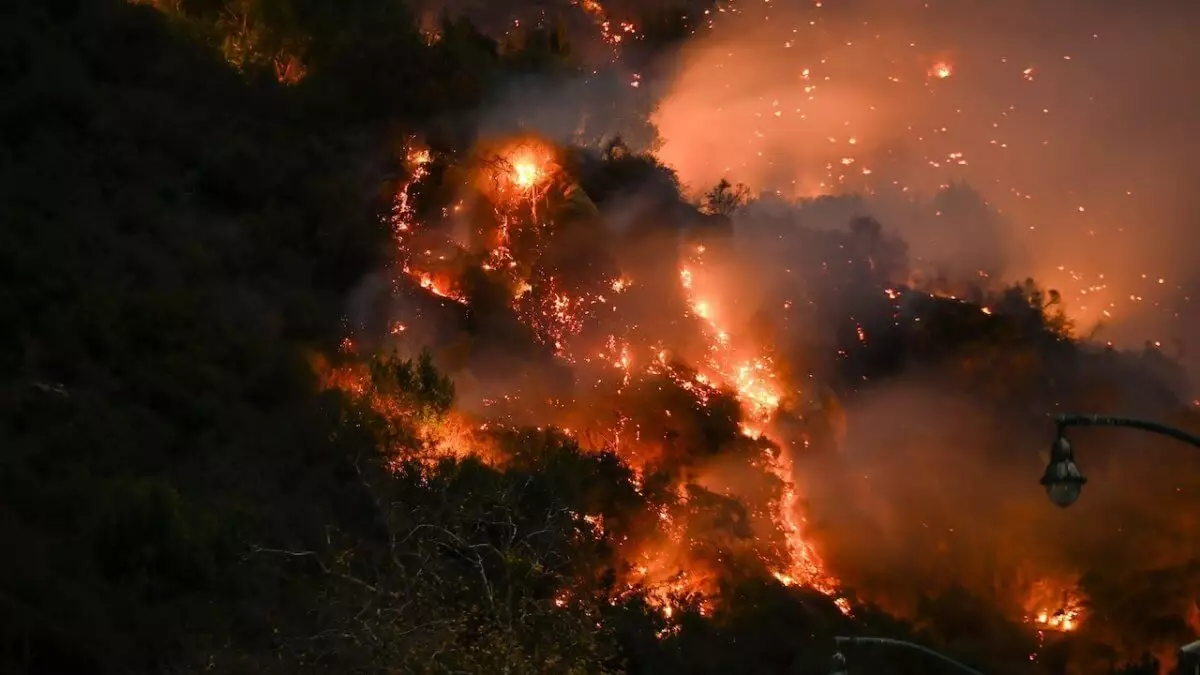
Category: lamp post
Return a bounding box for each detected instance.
[1041,414,1200,508]
[1179,639,1200,675]
[831,636,987,675]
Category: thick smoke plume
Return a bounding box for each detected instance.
[652,0,1200,355]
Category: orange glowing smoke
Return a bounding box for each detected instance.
[647,0,1192,345]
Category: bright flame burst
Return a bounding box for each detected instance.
[513,159,540,189]
[494,140,555,195]
[1025,579,1085,634]
[1034,607,1081,632]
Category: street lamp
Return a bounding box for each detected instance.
[1179,638,1200,675]
[1040,433,1086,508]
[1041,413,1200,508]
[831,636,986,675]
[829,650,848,675]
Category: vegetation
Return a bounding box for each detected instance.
[2,1,1196,674]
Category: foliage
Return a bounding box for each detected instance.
[369,350,456,423]
[229,450,624,674]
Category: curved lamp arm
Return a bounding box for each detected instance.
[834,636,987,675]
[1051,414,1200,449]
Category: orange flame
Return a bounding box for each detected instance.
[1025,580,1085,633]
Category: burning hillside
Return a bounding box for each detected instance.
[320,118,1200,671]
[325,132,848,620]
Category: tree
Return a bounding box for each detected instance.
[701,178,751,217]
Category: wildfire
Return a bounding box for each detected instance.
[134,0,1196,659]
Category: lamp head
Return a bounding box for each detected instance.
[829,651,848,675]
[1040,434,1087,508]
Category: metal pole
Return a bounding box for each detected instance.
[834,636,987,675]
[1052,414,1200,449]
[1179,638,1200,675]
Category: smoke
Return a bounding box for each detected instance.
[646,0,1200,616]
[800,382,1063,606]
[470,70,658,151]
[650,0,1200,350]
[787,373,1200,670]
[410,0,667,152]
[669,176,1200,659]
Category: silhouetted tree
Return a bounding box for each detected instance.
[701,178,751,217]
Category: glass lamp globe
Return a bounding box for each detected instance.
[1039,436,1087,508]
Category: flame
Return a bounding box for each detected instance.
[1034,608,1080,632]
[1025,579,1085,633]
[676,243,845,607]
[408,268,468,304]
